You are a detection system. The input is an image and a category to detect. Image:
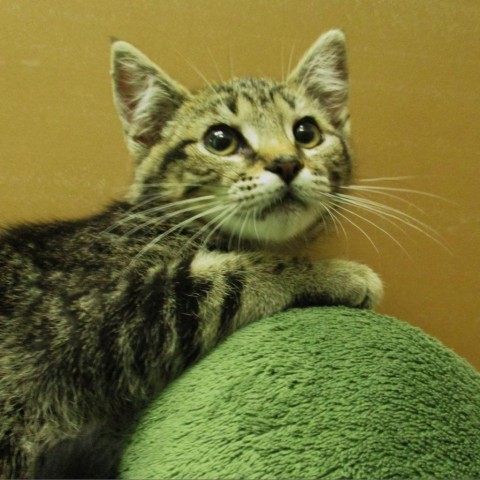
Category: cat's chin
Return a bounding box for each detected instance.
[220,204,323,244]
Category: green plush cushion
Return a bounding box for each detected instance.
[120,307,480,479]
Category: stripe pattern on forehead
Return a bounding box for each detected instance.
[234,80,297,110]
[194,79,298,119]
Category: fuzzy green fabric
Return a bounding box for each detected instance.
[120,307,480,479]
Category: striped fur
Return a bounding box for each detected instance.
[0,30,382,478]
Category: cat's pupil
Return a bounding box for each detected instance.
[210,131,231,150]
[204,125,239,155]
[293,118,323,148]
[295,125,314,143]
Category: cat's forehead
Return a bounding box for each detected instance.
[184,77,313,127]
[210,78,297,110]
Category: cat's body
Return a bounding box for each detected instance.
[0,30,382,478]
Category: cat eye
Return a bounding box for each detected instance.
[204,125,240,156]
[293,117,323,149]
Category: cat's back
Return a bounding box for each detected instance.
[0,201,176,326]
[0,205,122,286]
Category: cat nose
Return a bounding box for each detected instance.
[265,156,303,184]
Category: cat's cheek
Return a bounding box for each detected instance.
[228,172,285,210]
[290,169,330,206]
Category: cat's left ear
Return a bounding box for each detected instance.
[111,40,190,163]
[287,30,349,130]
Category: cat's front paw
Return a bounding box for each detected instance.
[317,260,383,309]
[348,264,383,309]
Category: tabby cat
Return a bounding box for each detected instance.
[0,30,382,478]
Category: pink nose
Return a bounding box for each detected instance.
[265,156,303,184]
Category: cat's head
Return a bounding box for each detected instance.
[111,30,351,244]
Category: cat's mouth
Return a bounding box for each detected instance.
[257,189,307,219]
[276,190,305,209]
[282,190,303,205]
[220,182,324,243]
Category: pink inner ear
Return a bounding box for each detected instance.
[115,61,146,123]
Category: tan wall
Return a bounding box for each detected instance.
[1,1,479,369]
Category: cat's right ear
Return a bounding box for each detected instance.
[111,40,190,163]
[287,30,349,132]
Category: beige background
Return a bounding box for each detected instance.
[1,1,479,369]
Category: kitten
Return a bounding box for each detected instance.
[0,30,382,478]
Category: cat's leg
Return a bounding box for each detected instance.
[33,424,124,479]
[25,252,381,479]
[0,403,33,478]
[184,250,383,347]
[0,403,119,479]
[0,435,29,479]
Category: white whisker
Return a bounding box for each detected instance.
[331,206,380,254]
[137,196,222,219]
[133,194,216,214]
[338,193,423,228]
[343,186,425,213]
[237,209,252,249]
[336,193,447,244]
[358,176,417,183]
[228,40,235,79]
[227,211,239,251]
[174,48,234,114]
[107,196,217,235]
[331,191,452,255]
[202,205,240,250]
[323,202,348,246]
[287,40,297,78]
[334,194,413,240]
[346,185,456,204]
[176,49,215,90]
[280,39,285,82]
[182,204,237,253]
[252,208,260,243]
[205,44,225,84]
[121,199,223,239]
[335,202,411,258]
[127,203,228,270]
[105,195,215,233]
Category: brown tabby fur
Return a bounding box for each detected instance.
[0,30,382,478]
